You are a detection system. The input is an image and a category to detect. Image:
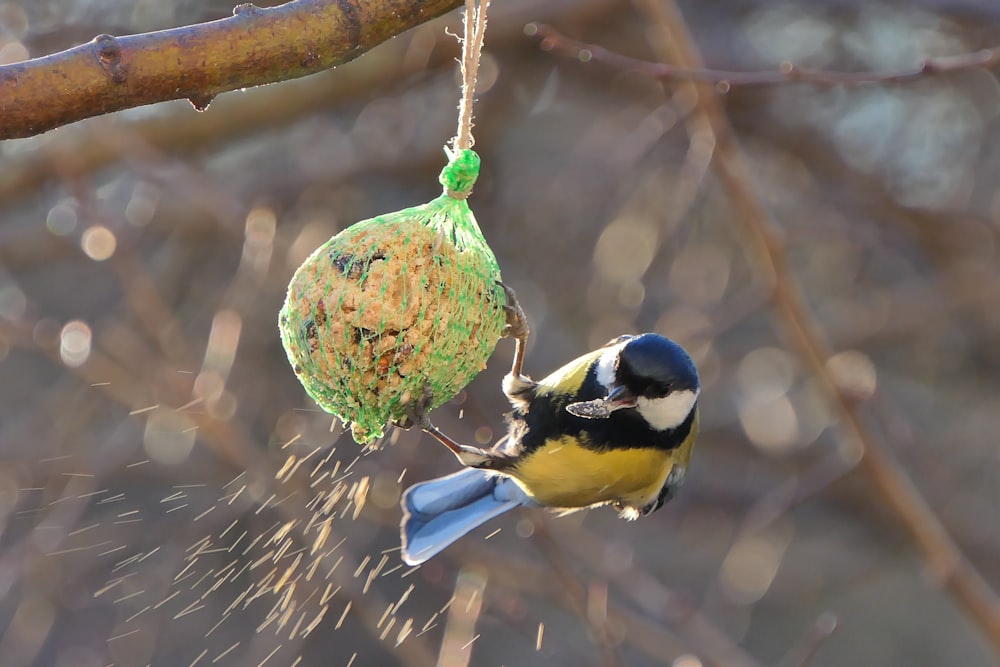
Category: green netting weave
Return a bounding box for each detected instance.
[279,149,505,444]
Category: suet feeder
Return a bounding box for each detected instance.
[279,149,505,443]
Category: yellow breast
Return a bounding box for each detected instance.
[508,435,677,510]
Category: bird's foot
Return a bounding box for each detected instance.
[397,381,495,468]
[499,281,530,342]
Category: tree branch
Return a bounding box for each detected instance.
[0,0,463,140]
[530,22,1000,88]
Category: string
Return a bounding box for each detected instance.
[453,0,490,151]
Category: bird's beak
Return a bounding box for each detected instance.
[565,384,637,420]
[603,384,637,411]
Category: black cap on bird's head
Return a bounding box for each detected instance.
[615,333,699,399]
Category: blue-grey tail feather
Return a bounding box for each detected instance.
[400,467,531,565]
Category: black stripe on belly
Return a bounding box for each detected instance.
[506,364,695,458]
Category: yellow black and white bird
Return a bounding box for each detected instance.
[399,289,699,565]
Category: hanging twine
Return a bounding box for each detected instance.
[453,0,490,151]
[279,0,505,444]
[443,0,490,200]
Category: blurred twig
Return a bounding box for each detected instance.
[547,522,762,667]
[463,525,761,667]
[625,0,1000,658]
[530,520,624,667]
[776,613,838,667]
[529,23,1000,88]
[0,0,466,139]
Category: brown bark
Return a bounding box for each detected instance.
[0,0,463,140]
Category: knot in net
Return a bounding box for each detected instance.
[279,149,504,444]
[439,148,479,198]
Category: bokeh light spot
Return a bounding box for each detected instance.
[673,656,703,667]
[370,470,401,510]
[474,425,493,445]
[0,3,29,39]
[618,281,645,309]
[0,285,26,321]
[207,390,238,421]
[81,226,117,261]
[739,394,800,454]
[125,182,160,227]
[668,245,731,305]
[0,40,28,65]
[593,217,658,284]
[46,203,78,236]
[737,347,796,401]
[826,349,877,400]
[59,320,92,368]
[720,536,784,605]
[143,410,197,466]
[515,518,535,538]
[243,206,277,271]
[32,318,60,348]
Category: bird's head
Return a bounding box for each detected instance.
[568,333,699,431]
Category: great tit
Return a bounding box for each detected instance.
[399,289,699,565]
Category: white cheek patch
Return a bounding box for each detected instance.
[595,341,627,389]
[637,389,699,431]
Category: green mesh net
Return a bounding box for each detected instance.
[279,149,505,444]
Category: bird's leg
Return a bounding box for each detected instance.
[396,383,493,468]
[499,281,530,377]
[498,282,535,402]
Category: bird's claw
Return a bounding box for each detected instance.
[394,382,435,431]
[398,381,496,469]
[498,281,529,342]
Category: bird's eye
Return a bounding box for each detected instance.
[651,381,672,396]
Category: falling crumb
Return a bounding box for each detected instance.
[257,645,282,667]
[174,600,205,620]
[351,476,370,520]
[272,520,297,545]
[211,641,240,663]
[193,506,215,521]
[112,589,145,604]
[353,555,371,578]
[321,585,339,606]
[302,605,328,637]
[289,610,306,640]
[276,456,296,480]
[377,603,394,629]
[206,614,230,638]
[422,612,439,633]
[312,520,332,555]
[379,616,397,640]
[335,601,352,630]
[107,628,141,641]
[396,618,414,646]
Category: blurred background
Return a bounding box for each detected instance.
[1,0,1000,665]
